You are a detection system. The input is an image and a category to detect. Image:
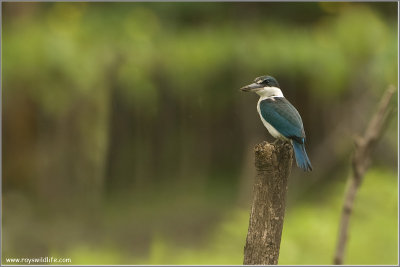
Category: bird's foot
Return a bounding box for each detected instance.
[273,139,283,145]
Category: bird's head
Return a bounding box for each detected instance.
[240,75,283,97]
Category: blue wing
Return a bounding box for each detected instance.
[259,97,305,143]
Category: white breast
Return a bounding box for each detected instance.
[256,97,288,140]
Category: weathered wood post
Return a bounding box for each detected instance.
[243,141,293,265]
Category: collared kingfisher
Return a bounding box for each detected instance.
[240,75,312,171]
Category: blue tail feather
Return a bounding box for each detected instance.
[292,141,312,171]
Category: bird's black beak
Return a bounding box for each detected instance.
[240,82,263,92]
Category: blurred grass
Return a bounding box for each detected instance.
[48,167,396,265]
[280,168,397,265]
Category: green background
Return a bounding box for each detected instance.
[2,2,398,265]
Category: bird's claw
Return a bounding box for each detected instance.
[273,139,283,145]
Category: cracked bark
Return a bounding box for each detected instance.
[243,141,293,265]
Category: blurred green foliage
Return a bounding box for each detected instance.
[2,2,397,265]
[43,168,397,265]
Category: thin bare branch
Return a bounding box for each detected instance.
[333,85,395,265]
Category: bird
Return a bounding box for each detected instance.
[240,75,312,171]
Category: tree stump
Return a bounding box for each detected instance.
[243,141,293,265]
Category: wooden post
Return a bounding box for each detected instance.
[243,141,293,265]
